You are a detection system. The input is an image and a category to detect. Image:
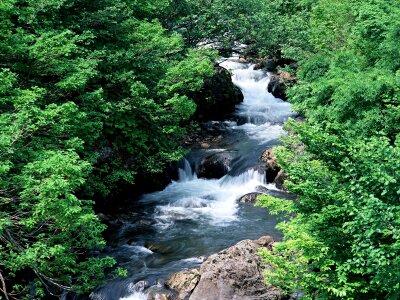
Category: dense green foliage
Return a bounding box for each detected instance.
[0,0,219,297]
[257,0,400,299]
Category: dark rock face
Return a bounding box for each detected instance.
[179,236,286,300]
[274,169,287,191]
[193,66,244,121]
[267,70,297,101]
[254,59,278,72]
[198,151,239,179]
[260,149,280,183]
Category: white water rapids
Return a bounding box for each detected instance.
[139,61,293,226]
[91,60,294,300]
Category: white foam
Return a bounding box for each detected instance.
[119,292,147,300]
[142,168,268,225]
[120,245,154,255]
[220,60,295,142]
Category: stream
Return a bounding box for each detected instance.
[90,60,295,300]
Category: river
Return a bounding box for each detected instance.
[90,60,294,300]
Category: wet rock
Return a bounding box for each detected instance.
[239,192,263,203]
[198,151,238,179]
[267,70,297,101]
[128,280,148,293]
[134,161,179,196]
[239,186,295,204]
[260,149,280,183]
[165,269,201,300]
[144,242,174,254]
[193,66,244,121]
[97,213,110,223]
[111,212,143,225]
[189,236,285,300]
[255,185,269,193]
[146,285,173,300]
[254,59,278,72]
[274,170,287,191]
[200,142,210,149]
[266,189,297,200]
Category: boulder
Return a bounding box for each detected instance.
[267,70,297,101]
[165,269,201,300]
[97,213,111,223]
[239,192,263,203]
[260,149,280,183]
[193,66,244,121]
[274,170,287,191]
[239,187,296,204]
[144,242,174,255]
[146,285,173,300]
[255,185,269,193]
[188,236,285,300]
[198,151,238,179]
[254,59,278,72]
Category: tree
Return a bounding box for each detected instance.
[257,0,400,298]
[0,0,216,297]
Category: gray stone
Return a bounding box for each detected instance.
[165,269,200,300]
[188,236,285,300]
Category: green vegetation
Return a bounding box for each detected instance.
[1,0,399,298]
[0,0,218,297]
[257,0,400,299]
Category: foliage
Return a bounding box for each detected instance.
[257,0,400,299]
[0,0,216,297]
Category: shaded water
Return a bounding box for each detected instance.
[91,60,294,300]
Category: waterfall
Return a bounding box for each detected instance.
[178,158,197,182]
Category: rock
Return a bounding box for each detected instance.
[200,142,210,149]
[133,161,179,196]
[260,149,280,183]
[239,186,296,204]
[97,213,110,223]
[265,189,297,200]
[128,280,148,293]
[254,59,278,72]
[165,269,201,300]
[239,192,263,203]
[255,185,269,193]
[267,70,297,101]
[198,151,238,179]
[193,66,244,121]
[146,285,173,300]
[274,170,287,191]
[203,121,232,133]
[188,236,285,300]
[144,242,174,254]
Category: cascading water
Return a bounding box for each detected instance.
[91,60,294,300]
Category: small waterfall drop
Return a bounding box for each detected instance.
[177,158,197,182]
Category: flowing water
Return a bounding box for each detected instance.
[91,60,294,300]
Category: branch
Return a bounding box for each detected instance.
[0,270,9,300]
